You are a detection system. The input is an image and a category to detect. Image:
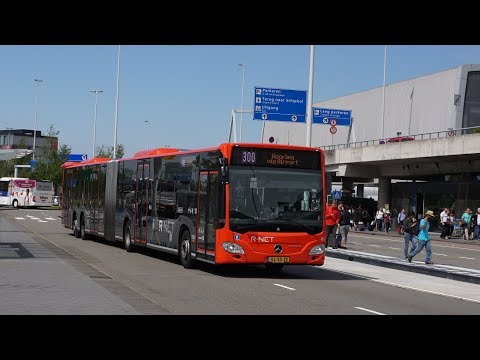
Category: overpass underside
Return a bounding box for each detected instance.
[325,133,480,180]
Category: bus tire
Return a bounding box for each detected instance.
[73,217,81,238]
[123,220,134,252]
[179,229,194,269]
[80,215,88,240]
[265,263,284,273]
[12,199,18,208]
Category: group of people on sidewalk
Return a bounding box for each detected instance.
[439,207,480,240]
[325,200,437,265]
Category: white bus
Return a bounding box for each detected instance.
[0,177,55,207]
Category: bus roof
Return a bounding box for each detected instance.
[61,143,322,168]
[61,157,111,169]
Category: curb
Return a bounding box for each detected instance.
[326,249,480,285]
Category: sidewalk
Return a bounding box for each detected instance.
[327,228,480,285]
[356,227,480,246]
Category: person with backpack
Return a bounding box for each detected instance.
[408,210,434,265]
[402,211,417,260]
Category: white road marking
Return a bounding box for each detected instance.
[274,283,296,291]
[45,217,56,220]
[324,266,480,304]
[354,307,386,315]
[435,253,448,256]
[37,220,48,223]
[26,215,35,218]
[388,247,401,250]
[369,244,381,248]
[30,217,39,220]
[459,256,476,260]
[14,217,25,220]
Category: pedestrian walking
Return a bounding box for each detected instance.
[461,208,472,240]
[473,208,480,240]
[402,211,417,260]
[338,203,351,249]
[439,208,450,239]
[397,208,406,234]
[408,210,434,265]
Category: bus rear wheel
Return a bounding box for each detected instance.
[12,200,18,208]
[180,230,194,269]
[123,220,134,252]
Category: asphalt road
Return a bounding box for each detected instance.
[1,208,480,314]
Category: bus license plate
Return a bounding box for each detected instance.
[267,257,290,264]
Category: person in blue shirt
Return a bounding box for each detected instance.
[408,210,434,265]
[461,208,472,240]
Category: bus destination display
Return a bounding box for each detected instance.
[231,147,320,170]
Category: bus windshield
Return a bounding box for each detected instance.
[229,167,323,234]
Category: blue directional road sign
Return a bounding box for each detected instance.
[67,154,88,162]
[313,107,351,126]
[331,190,342,200]
[254,87,307,123]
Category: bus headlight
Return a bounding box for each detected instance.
[222,242,245,254]
[309,244,325,255]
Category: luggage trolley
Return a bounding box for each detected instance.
[450,218,464,238]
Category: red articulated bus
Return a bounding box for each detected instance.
[61,143,326,272]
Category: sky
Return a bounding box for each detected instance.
[1,45,479,158]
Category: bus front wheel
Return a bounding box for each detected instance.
[12,200,18,208]
[180,230,194,269]
[123,220,134,252]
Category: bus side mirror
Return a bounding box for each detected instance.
[219,158,229,184]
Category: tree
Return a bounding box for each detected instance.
[0,148,33,178]
[95,144,125,159]
[30,124,71,191]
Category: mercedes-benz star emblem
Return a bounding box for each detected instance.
[274,244,283,253]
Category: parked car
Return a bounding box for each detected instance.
[386,136,414,143]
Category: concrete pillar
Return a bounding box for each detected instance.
[356,184,365,198]
[341,177,354,198]
[378,177,392,210]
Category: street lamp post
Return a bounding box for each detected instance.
[238,64,245,142]
[91,90,103,158]
[113,45,121,159]
[144,120,149,149]
[381,45,387,139]
[33,78,43,159]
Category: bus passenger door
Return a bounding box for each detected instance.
[135,160,150,245]
[196,171,218,260]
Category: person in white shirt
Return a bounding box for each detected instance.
[439,208,450,239]
[375,207,384,231]
[473,208,480,241]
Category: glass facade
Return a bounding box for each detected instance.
[463,71,480,129]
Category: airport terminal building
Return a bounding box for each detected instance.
[261,64,480,227]
[262,64,480,146]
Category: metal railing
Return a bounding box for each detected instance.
[319,126,480,151]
